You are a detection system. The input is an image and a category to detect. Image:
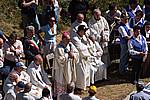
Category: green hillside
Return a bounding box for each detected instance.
[0,0,144,35]
[0,0,22,36]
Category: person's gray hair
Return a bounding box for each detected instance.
[26,25,35,32]
[93,8,101,13]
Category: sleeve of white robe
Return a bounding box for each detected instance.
[101,17,110,42]
[95,42,103,57]
[54,46,69,70]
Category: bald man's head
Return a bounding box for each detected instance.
[34,54,43,66]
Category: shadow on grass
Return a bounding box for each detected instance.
[94,62,132,88]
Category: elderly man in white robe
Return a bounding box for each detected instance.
[88,8,111,67]
[71,25,91,93]
[70,13,90,38]
[27,54,52,99]
[88,34,107,84]
[53,32,79,98]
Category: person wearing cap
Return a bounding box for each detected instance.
[10,62,30,84]
[88,8,111,68]
[82,85,99,100]
[27,54,52,99]
[23,25,42,66]
[71,25,91,92]
[40,17,57,71]
[118,12,133,75]
[130,82,150,100]
[70,13,89,38]
[16,82,35,100]
[88,34,107,84]
[128,25,148,84]
[59,82,82,100]
[123,0,142,18]
[53,32,79,98]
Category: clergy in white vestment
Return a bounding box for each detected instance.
[88,34,107,84]
[71,25,91,91]
[70,13,89,38]
[53,32,79,98]
[88,8,111,67]
[27,54,52,99]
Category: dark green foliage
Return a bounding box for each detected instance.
[0,0,144,30]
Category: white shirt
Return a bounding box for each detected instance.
[118,23,132,38]
[4,40,24,62]
[128,34,148,62]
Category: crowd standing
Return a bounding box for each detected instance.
[0,0,150,99]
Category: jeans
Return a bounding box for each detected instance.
[119,43,129,73]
